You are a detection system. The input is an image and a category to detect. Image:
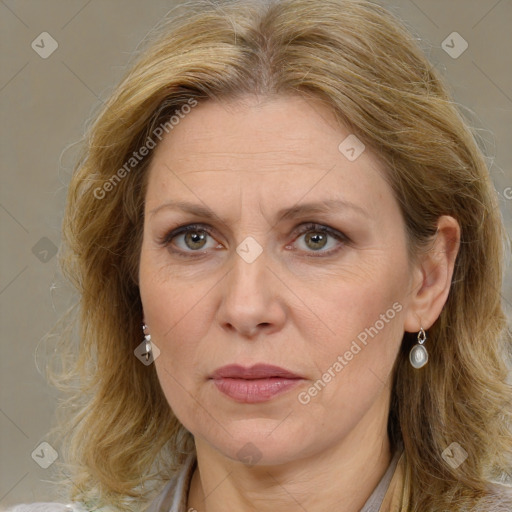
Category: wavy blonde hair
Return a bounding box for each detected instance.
[47,0,512,510]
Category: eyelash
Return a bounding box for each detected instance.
[160,222,350,259]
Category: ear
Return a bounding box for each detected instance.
[404,215,461,333]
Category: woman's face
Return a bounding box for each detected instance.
[139,94,417,465]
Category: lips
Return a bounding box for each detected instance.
[210,363,302,380]
[209,364,304,403]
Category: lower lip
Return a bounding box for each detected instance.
[212,377,303,403]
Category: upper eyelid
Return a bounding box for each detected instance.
[162,222,347,248]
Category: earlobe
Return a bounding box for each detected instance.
[404,215,461,333]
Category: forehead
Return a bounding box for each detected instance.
[144,94,391,218]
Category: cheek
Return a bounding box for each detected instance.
[303,254,407,342]
[139,248,217,389]
[141,272,213,426]
[297,259,407,400]
[139,238,210,333]
[140,276,211,364]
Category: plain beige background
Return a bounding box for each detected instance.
[1,0,511,507]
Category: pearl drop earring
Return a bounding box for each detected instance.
[409,327,428,369]
[142,324,152,362]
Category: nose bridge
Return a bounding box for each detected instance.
[227,235,268,302]
[215,234,285,335]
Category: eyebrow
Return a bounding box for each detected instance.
[149,199,370,222]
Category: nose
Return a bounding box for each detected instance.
[215,242,287,338]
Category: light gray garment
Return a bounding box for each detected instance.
[3,503,88,512]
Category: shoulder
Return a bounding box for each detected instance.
[473,482,512,512]
[3,504,77,512]
[3,503,113,512]
[146,452,197,512]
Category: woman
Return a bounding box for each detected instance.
[8,0,512,511]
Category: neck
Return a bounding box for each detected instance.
[187,392,393,512]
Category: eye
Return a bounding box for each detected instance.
[162,224,221,256]
[289,223,348,256]
[161,222,349,258]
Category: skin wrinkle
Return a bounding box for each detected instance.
[138,94,460,512]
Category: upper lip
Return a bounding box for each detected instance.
[210,364,302,380]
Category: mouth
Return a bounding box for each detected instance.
[209,364,304,403]
[210,363,302,380]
